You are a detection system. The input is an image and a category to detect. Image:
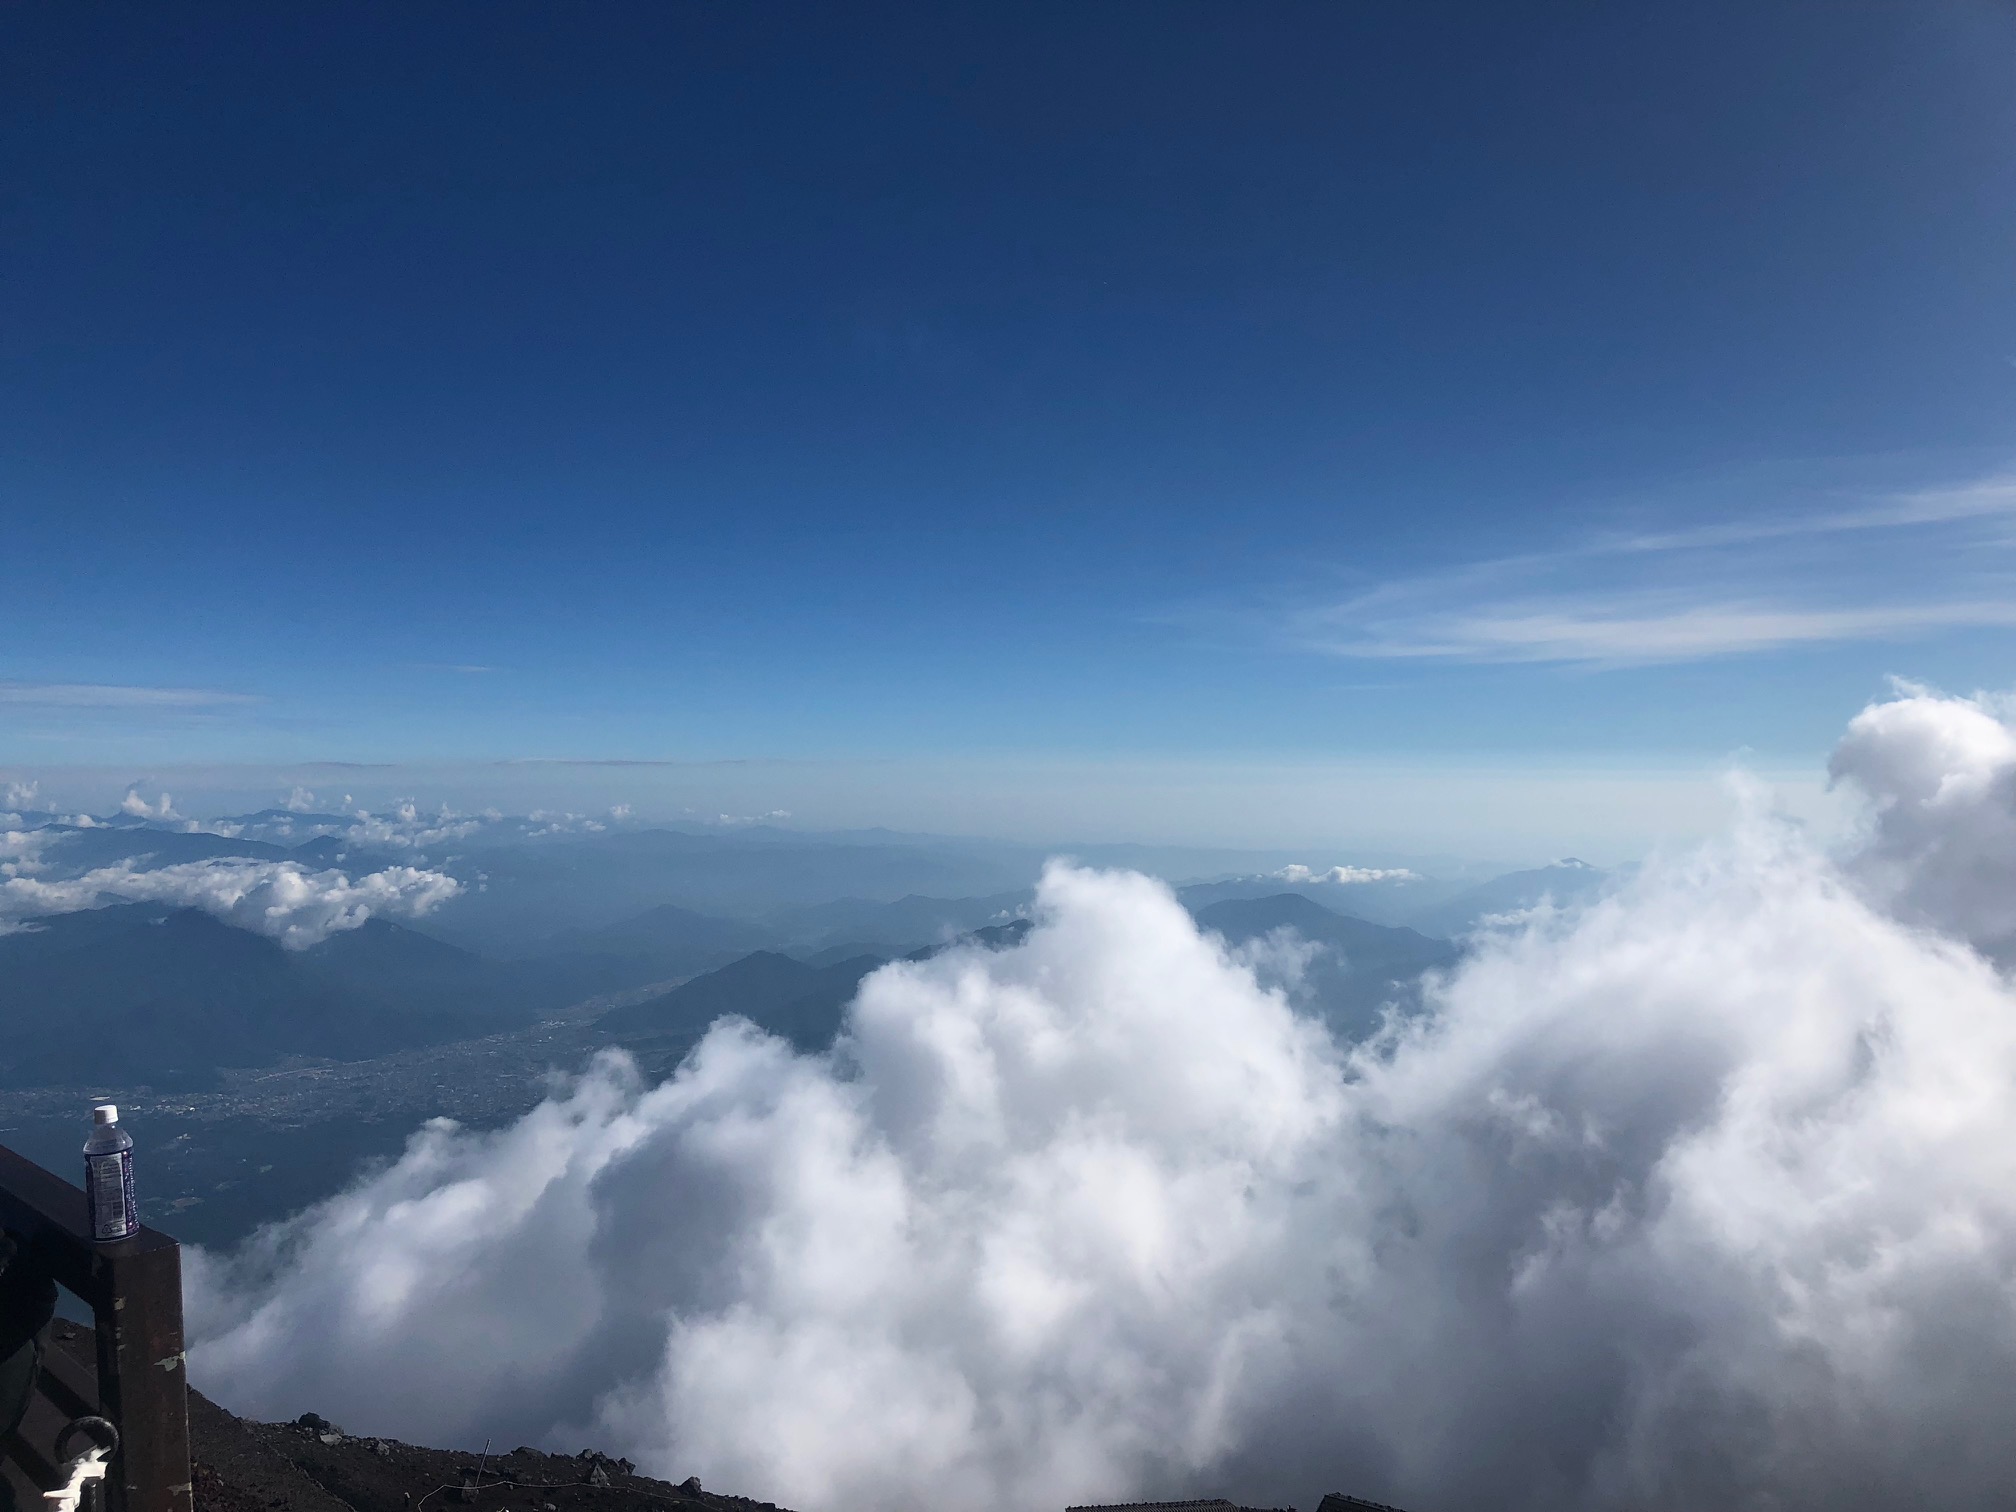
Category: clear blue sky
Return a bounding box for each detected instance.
[5,2,2015,851]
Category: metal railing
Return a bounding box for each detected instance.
[0,1142,190,1512]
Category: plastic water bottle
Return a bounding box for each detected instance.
[83,1104,137,1242]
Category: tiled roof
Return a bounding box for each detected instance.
[1314,1494,1411,1512]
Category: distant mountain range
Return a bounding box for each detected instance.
[1188,893,1458,1039]
[419,829,1041,952]
[537,903,779,984]
[600,949,891,1053]
[1,800,1616,1087]
[1177,859,1615,939]
[762,890,1031,952]
[599,919,1038,1054]
[0,905,574,1088]
[597,892,1453,1058]
[35,824,300,869]
[1403,859,1612,937]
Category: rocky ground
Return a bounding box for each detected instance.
[183,1392,790,1512]
[31,1325,794,1512]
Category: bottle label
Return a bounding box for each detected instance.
[87,1150,136,1241]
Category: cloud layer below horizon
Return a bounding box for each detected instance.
[187,688,2016,1511]
[0,855,460,947]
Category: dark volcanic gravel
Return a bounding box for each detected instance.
[40,1326,794,1512]
[186,1398,792,1512]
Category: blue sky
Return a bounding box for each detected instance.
[5,1,2015,854]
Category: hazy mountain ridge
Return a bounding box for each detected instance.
[0,905,563,1088]
[1,800,1599,1092]
[1189,892,1460,1039]
[600,950,890,1053]
[1404,858,1614,937]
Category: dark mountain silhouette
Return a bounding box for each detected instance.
[37,826,294,870]
[1191,893,1457,1041]
[1174,873,1446,926]
[288,837,406,874]
[600,950,887,1053]
[0,907,558,1088]
[764,891,1031,952]
[601,919,1038,1056]
[798,938,903,967]
[919,919,1033,955]
[418,831,1035,953]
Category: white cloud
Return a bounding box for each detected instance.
[1828,684,2016,956]
[1273,863,1421,884]
[0,681,257,708]
[183,688,2016,1512]
[119,788,181,821]
[0,829,55,879]
[1293,466,2016,667]
[2,779,41,811]
[346,803,484,850]
[0,858,461,948]
[284,787,319,813]
[1313,597,2016,665]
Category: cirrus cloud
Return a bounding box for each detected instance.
[1290,468,2016,667]
[0,681,258,707]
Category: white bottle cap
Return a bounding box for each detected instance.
[93,1104,118,1125]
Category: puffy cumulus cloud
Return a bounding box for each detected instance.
[2,779,41,812]
[524,810,606,836]
[0,828,56,878]
[187,689,2016,1512]
[118,787,181,821]
[284,786,319,813]
[1829,684,2016,955]
[1273,863,1421,884]
[347,802,486,850]
[0,858,460,947]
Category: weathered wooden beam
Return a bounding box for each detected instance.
[0,1143,190,1512]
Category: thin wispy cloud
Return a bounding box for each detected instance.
[1298,470,2016,667]
[497,757,770,768]
[1313,598,2016,665]
[0,681,259,708]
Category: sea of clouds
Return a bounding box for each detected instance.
[185,688,2016,1512]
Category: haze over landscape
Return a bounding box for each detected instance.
[6,4,2016,1511]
